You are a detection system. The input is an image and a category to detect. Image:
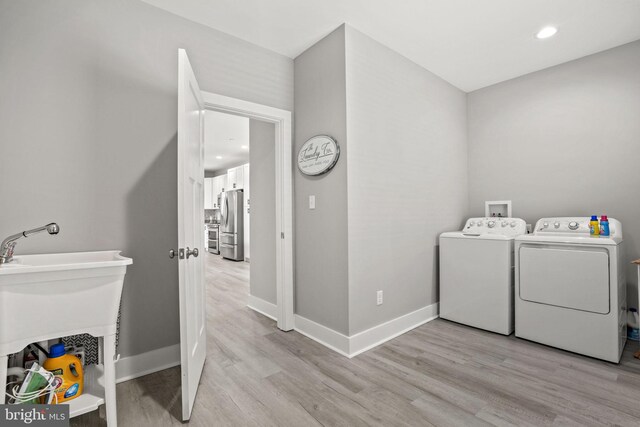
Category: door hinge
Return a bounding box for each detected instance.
[281,232,284,239]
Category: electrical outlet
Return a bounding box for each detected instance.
[376,290,383,306]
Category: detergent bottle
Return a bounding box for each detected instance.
[43,343,84,403]
[589,215,600,236]
[600,215,610,237]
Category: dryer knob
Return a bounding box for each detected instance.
[487,220,496,228]
[568,221,579,230]
[543,222,549,228]
[510,221,516,228]
[554,222,560,228]
[501,221,507,227]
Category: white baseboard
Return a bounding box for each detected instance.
[116,343,180,383]
[247,294,278,321]
[293,314,351,357]
[295,303,438,358]
[247,295,438,359]
[348,303,439,357]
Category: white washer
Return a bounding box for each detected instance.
[515,217,626,363]
[440,217,527,335]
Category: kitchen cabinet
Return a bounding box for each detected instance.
[213,177,219,208]
[227,168,236,190]
[211,174,226,209]
[204,178,213,209]
[204,175,227,210]
[227,165,245,190]
[216,175,226,195]
[236,166,244,189]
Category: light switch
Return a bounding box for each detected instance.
[309,195,316,210]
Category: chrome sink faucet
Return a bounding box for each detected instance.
[0,223,60,264]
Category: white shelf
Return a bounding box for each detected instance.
[68,364,105,418]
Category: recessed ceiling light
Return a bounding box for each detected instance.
[536,26,558,39]
[241,145,248,149]
[215,155,222,159]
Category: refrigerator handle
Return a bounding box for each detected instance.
[219,193,224,228]
[224,194,229,227]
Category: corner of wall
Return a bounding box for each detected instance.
[464,90,471,218]
[342,23,467,336]
[293,22,350,336]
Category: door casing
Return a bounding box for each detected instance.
[202,92,294,331]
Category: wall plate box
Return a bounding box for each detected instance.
[485,200,512,218]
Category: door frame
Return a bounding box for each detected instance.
[202,91,294,331]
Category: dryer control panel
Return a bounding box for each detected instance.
[463,217,526,236]
[533,217,622,237]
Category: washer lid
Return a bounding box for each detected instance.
[440,231,515,241]
[443,217,527,238]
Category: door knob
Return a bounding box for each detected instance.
[169,249,176,259]
[186,247,199,258]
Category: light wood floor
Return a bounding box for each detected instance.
[73,253,640,426]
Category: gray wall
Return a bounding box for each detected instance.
[344,27,468,334]
[468,40,640,307]
[293,25,468,336]
[0,0,293,359]
[249,119,277,304]
[294,26,350,334]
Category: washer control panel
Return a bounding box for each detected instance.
[464,217,526,236]
[533,217,620,237]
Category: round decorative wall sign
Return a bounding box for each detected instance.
[297,135,340,176]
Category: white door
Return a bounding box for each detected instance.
[177,49,206,421]
[519,245,610,314]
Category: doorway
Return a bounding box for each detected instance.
[202,92,294,332]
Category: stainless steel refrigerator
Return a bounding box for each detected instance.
[220,189,244,261]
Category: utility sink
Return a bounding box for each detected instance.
[0,251,132,355]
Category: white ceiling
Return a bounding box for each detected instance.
[204,110,250,172]
[142,0,640,91]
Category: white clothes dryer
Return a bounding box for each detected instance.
[515,217,626,363]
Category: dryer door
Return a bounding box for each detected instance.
[518,245,610,314]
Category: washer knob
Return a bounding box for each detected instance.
[510,221,516,228]
[469,221,475,226]
[543,222,549,228]
[568,221,579,230]
[487,220,496,228]
[554,222,560,228]
[501,221,507,227]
